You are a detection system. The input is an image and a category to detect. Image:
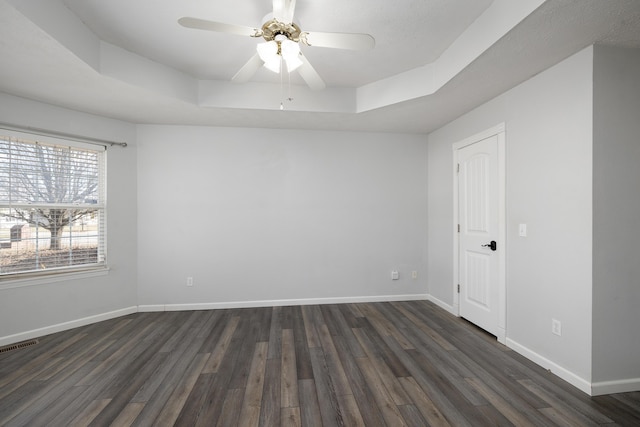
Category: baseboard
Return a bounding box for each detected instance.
[506,338,592,395]
[0,306,138,347]
[591,378,640,396]
[425,294,456,315]
[137,305,165,313]
[138,294,430,312]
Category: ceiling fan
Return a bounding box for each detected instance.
[178,0,375,91]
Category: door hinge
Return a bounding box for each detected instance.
[457,284,460,293]
[457,224,460,233]
[457,163,460,174]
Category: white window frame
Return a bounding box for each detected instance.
[0,131,108,286]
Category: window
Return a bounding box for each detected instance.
[0,135,106,278]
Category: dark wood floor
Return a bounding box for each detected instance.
[1,301,639,426]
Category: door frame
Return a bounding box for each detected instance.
[452,123,507,344]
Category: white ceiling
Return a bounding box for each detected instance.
[1,0,640,134]
[61,0,493,87]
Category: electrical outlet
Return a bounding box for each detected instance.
[519,223,527,237]
[411,271,418,279]
[552,319,561,336]
[391,270,399,280]
[187,277,193,287]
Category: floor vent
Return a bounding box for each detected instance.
[0,339,39,354]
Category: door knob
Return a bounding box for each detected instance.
[482,240,497,251]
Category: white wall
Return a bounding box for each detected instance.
[0,94,138,343]
[136,125,428,308]
[427,47,594,387]
[592,46,640,389]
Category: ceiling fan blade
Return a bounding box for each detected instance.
[297,54,325,91]
[302,31,375,50]
[273,0,296,23]
[178,17,259,37]
[232,53,264,83]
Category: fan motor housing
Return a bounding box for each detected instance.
[261,19,301,42]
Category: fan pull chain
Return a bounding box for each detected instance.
[280,56,285,111]
[287,67,293,104]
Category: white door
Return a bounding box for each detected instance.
[457,134,502,337]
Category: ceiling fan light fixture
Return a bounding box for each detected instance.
[264,57,282,73]
[281,39,302,72]
[257,40,281,73]
[257,40,278,62]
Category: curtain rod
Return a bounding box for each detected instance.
[0,122,128,148]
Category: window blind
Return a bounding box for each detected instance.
[0,136,107,278]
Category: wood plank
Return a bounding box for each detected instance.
[198,310,230,353]
[389,301,457,351]
[172,373,214,426]
[0,357,64,421]
[0,332,86,394]
[474,404,518,426]
[352,327,411,405]
[109,403,146,427]
[1,358,99,426]
[331,334,387,427]
[256,307,273,343]
[324,305,365,358]
[159,311,203,353]
[337,303,362,328]
[5,384,89,427]
[308,346,345,426]
[75,321,158,387]
[400,337,487,407]
[260,358,281,427]
[195,309,222,339]
[399,376,451,427]
[202,316,240,374]
[191,313,252,426]
[358,303,413,350]
[465,377,539,427]
[96,319,177,402]
[519,378,610,426]
[281,329,299,409]
[335,392,365,427]
[347,303,365,319]
[355,356,407,426]
[301,305,321,348]
[267,306,283,360]
[238,341,269,427]
[280,305,294,330]
[393,346,475,427]
[291,306,314,380]
[359,318,411,378]
[216,388,244,427]
[319,305,341,337]
[317,324,353,398]
[130,324,211,425]
[596,394,640,426]
[86,351,168,425]
[227,311,262,390]
[539,406,591,427]
[153,352,211,426]
[398,404,428,427]
[68,398,111,426]
[297,379,322,427]
[280,407,301,427]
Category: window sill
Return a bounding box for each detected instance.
[0,266,110,290]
